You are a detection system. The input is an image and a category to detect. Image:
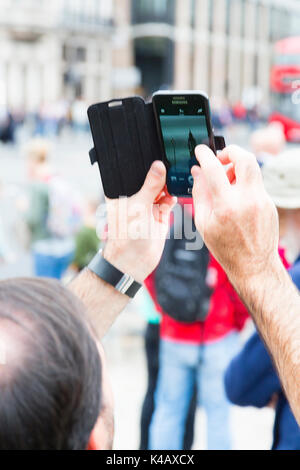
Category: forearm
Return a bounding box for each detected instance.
[69,268,130,339]
[68,237,150,338]
[230,257,300,423]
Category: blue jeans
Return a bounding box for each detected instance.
[149,333,238,450]
[32,238,74,279]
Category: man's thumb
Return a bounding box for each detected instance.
[139,161,166,203]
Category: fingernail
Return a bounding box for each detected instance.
[191,166,201,178]
[151,161,164,176]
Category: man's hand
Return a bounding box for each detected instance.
[70,161,176,338]
[104,161,177,282]
[191,144,300,426]
[191,145,280,282]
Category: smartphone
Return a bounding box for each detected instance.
[152,91,216,197]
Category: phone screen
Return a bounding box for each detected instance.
[153,93,214,196]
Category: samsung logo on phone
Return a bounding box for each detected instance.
[172,97,188,104]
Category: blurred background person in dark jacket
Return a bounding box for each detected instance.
[225,150,300,450]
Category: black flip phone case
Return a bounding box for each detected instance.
[88,96,225,199]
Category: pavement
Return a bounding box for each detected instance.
[0,126,276,450]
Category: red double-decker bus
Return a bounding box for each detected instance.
[270,36,300,142]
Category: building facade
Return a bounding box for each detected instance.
[123,0,300,105]
[0,0,114,112]
[0,0,299,111]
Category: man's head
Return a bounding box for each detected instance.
[0,278,104,450]
[251,122,286,157]
[262,150,300,262]
[24,138,50,180]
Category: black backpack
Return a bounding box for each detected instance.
[155,213,212,324]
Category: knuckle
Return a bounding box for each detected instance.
[243,153,260,178]
[249,200,261,214]
[245,151,257,165]
[226,144,238,153]
[244,196,266,216]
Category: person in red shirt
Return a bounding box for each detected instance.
[145,200,249,450]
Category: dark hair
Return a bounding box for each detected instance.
[0,277,102,450]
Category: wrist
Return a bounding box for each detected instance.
[229,251,283,286]
[103,241,148,284]
[229,253,288,313]
[250,253,286,286]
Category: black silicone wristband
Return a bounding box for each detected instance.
[88,251,142,298]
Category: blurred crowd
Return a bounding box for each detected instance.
[211,100,265,132]
[0,97,90,145]
[0,134,102,279]
[0,102,300,450]
[0,96,269,147]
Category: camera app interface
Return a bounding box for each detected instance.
[157,95,209,195]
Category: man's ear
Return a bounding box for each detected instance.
[87,342,114,450]
[87,416,103,450]
[87,409,114,451]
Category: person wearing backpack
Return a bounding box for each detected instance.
[139,287,198,451]
[145,200,249,450]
